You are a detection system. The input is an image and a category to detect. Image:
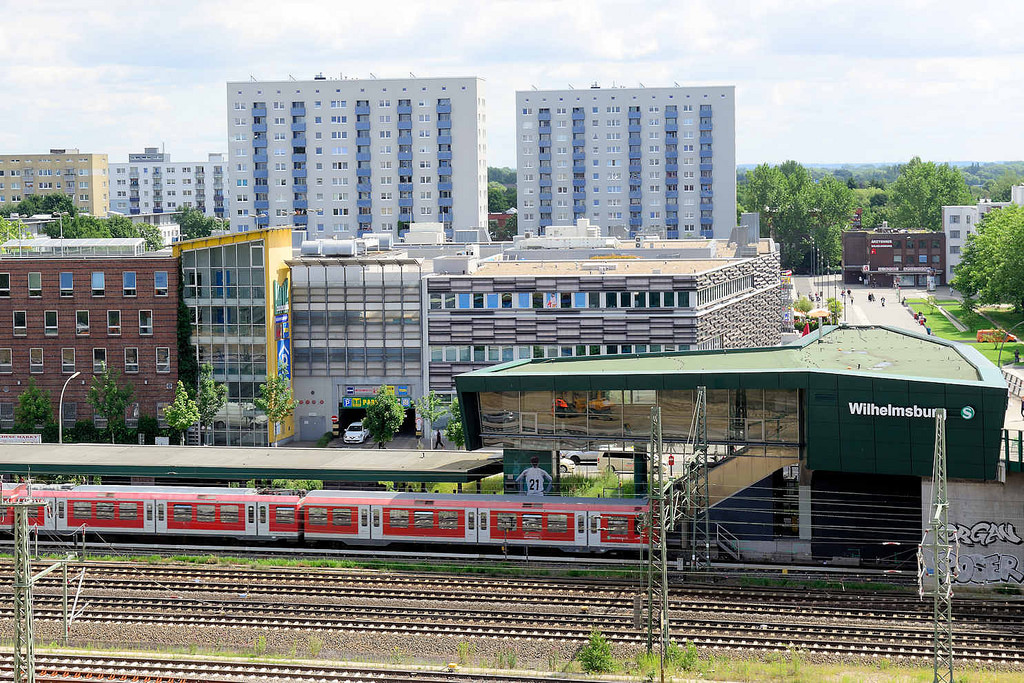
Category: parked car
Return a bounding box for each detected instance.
[343,421,370,444]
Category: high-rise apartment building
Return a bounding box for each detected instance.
[943,186,1023,283]
[110,148,227,221]
[515,85,735,240]
[226,76,487,243]
[0,149,109,216]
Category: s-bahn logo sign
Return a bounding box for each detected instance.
[848,403,975,419]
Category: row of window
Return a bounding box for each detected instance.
[11,310,155,337]
[0,347,170,374]
[428,290,693,311]
[891,254,942,264]
[0,271,169,298]
[430,343,690,364]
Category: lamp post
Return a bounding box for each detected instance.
[58,371,81,444]
[52,211,69,257]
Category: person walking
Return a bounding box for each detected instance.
[434,429,445,449]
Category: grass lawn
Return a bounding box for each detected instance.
[906,299,1024,366]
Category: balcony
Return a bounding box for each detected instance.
[129,208,140,215]
[628,164,642,174]
[437,103,452,114]
[251,106,267,117]
[253,152,268,163]
[539,205,552,214]
[357,182,372,192]
[572,110,584,120]
[700,122,713,131]
[292,134,306,146]
[629,150,641,160]
[666,190,678,199]
[399,211,413,221]
[398,151,413,161]
[253,138,268,148]
[436,119,451,129]
[437,151,452,161]
[630,217,642,227]
[537,110,550,121]
[356,152,372,162]
[293,199,308,210]
[628,136,641,145]
[438,197,453,207]
[539,152,552,162]
[254,169,268,179]
[699,149,713,159]
[292,168,307,178]
[665,203,679,213]
[255,200,269,210]
[539,165,552,175]
[666,150,678,159]
[356,198,372,208]
[437,134,452,145]
[666,164,679,173]
[355,121,370,131]
[539,216,553,227]
[628,124,641,133]
[293,214,308,225]
[290,121,306,132]
[572,124,585,134]
[666,217,679,226]
[397,104,412,115]
[573,191,586,201]
[701,189,714,198]
[573,164,585,173]
[700,163,714,172]
[700,176,714,185]
[665,122,678,133]
[356,168,371,177]
[700,135,713,145]
[701,216,714,225]
[398,120,412,130]
[291,105,305,116]
[572,178,586,188]
[701,202,714,211]
[252,123,267,133]
[293,183,307,193]
[572,152,585,161]
[254,183,269,193]
[629,190,642,200]
[292,153,306,162]
[354,214,371,226]
[438,182,453,191]
[399,198,413,208]
[538,125,551,135]
[355,105,370,115]
[539,192,552,201]
[437,163,452,173]
[539,178,552,188]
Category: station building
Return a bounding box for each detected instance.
[841,227,946,288]
[456,325,1012,573]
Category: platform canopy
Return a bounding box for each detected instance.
[0,444,502,483]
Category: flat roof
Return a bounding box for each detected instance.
[463,326,1003,386]
[470,258,740,277]
[0,445,502,483]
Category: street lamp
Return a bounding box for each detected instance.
[58,371,81,444]
[52,211,69,257]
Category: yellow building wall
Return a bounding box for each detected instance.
[0,152,109,216]
[174,227,296,445]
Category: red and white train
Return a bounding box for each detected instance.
[0,485,649,551]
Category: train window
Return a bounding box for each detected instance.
[274,507,295,526]
[360,509,368,527]
[635,518,643,536]
[577,515,584,534]
[197,505,216,523]
[522,514,542,533]
[96,502,115,520]
[590,517,598,534]
[173,504,192,523]
[146,504,153,522]
[547,514,568,534]
[468,511,475,530]
[480,512,487,530]
[439,510,459,530]
[158,504,165,522]
[606,516,628,535]
[118,503,137,520]
[389,509,409,528]
[220,505,240,524]
[307,507,328,526]
[73,501,91,518]
[495,513,517,532]
[248,506,255,524]
[58,501,65,519]
[333,508,353,527]
[259,507,267,524]
[414,511,434,529]
[372,509,380,527]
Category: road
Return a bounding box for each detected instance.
[791,274,953,333]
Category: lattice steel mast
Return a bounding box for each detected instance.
[929,408,954,683]
[12,499,43,683]
[645,405,669,660]
[687,387,710,571]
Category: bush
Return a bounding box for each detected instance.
[315,432,333,448]
[578,629,615,673]
[666,640,700,672]
[69,420,101,443]
[137,415,161,444]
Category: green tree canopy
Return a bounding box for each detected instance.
[107,214,164,251]
[164,381,200,444]
[86,367,134,443]
[15,378,53,431]
[43,214,110,239]
[195,363,228,445]
[0,192,78,218]
[0,214,28,251]
[987,171,1023,203]
[253,374,297,445]
[952,205,1024,312]
[889,156,973,230]
[175,206,221,240]
[487,181,510,213]
[362,386,405,448]
[444,397,464,449]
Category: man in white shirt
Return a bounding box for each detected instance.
[515,456,552,495]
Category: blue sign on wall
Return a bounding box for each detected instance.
[277,339,291,379]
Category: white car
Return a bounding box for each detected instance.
[343,421,370,444]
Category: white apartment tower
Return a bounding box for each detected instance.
[515,85,736,240]
[227,76,487,242]
[110,148,228,220]
[943,185,1023,282]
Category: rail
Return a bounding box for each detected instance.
[715,523,740,561]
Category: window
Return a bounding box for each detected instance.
[29,348,42,373]
[156,347,170,373]
[45,310,59,336]
[124,348,139,374]
[0,348,10,372]
[173,504,192,523]
[274,507,295,525]
[107,310,120,336]
[60,272,73,296]
[0,273,8,297]
[122,271,136,296]
[62,348,75,373]
[28,272,41,297]
[75,310,89,335]
[154,271,168,296]
[139,310,153,335]
[13,311,27,335]
[91,272,105,296]
[389,509,409,528]
[93,348,106,373]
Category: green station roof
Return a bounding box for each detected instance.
[462,326,1002,387]
[0,445,503,483]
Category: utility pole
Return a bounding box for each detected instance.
[645,405,669,668]
[929,408,954,683]
[12,499,44,683]
[688,387,710,571]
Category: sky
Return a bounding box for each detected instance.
[1,0,1022,169]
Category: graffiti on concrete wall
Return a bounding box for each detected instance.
[956,552,1024,585]
[953,521,1023,548]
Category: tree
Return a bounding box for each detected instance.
[253,374,297,446]
[175,206,217,240]
[489,213,517,241]
[578,629,615,673]
[445,397,465,449]
[362,385,405,448]
[487,166,516,186]
[107,214,164,251]
[487,181,510,213]
[826,296,843,323]
[793,296,814,314]
[0,214,28,252]
[164,381,200,445]
[176,263,199,391]
[952,205,1024,311]
[889,157,972,231]
[195,363,228,446]
[14,378,53,431]
[87,367,134,443]
[414,391,448,447]
[43,214,110,239]
[987,171,1023,202]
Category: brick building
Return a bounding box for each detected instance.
[0,238,178,431]
[841,228,946,288]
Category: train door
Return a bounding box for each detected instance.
[587,512,602,547]
[155,501,168,534]
[246,503,257,537]
[144,501,155,534]
[370,505,381,540]
[257,502,269,537]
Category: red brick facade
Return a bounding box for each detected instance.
[0,256,179,428]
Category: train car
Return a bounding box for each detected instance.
[584,498,649,549]
[0,483,64,531]
[373,493,480,545]
[299,490,374,542]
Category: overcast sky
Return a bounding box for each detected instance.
[2,0,1021,169]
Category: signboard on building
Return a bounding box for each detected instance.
[342,396,412,409]
[345,385,410,398]
[0,434,41,444]
[870,239,893,247]
[273,276,290,314]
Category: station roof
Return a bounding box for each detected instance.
[459,326,1004,388]
[0,444,502,483]
[470,258,738,277]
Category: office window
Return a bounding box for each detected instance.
[13,311,27,335]
[124,348,139,374]
[45,310,59,336]
[154,271,168,296]
[0,348,11,373]
[29,348,43,373]
[122,271,136,297]
[91,272,105,296]
[75,310,89,335]
[0,273,8,297]
[107,310,121,336]
[28,272,41,297]
[139,310,153,335]
[62,348,75,373]
[156,347,170,373]
[60,272,73,296]
[93,348,107,373]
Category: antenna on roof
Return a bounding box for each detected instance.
[674,81,680,87]
[568,83,574,89]
[249,75,257,82]
[531,85,537,90]
[410,72,416,78]
[288,74,296,81]
[369,72,377,79]
[639,82,645,88]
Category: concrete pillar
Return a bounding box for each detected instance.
[798,484,812,541]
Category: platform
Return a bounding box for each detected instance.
[0,444,503,483]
